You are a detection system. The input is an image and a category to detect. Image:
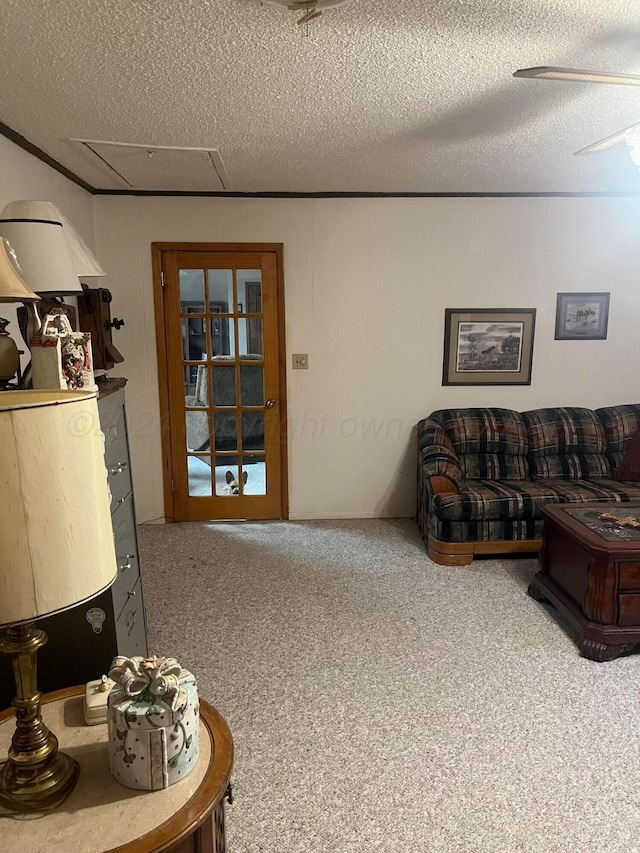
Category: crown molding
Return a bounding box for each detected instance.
[3,121,640,199]
[0,121,95,193]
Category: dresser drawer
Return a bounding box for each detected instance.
[618,593,640,626]
[111,495,140,619]
[107,461,132,509]
[100,391,133,509]
[618,563,640,591]
[115,577,147,657]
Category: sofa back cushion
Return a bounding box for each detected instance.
[596,404,640,473]
[523,407,610,479]
[612,429,640,482]
[430,408,529,481]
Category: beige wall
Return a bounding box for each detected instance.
[0,136,93,231]
[0,135,95,350]
[5,127,635,527]
[92,195,640,524]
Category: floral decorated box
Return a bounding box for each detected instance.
[107,655,199,791]
[31,310,97,391]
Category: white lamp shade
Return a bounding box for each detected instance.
[0,390,117,626]
[0,201,106,278]
[0,219,81,295]
[0,237,40,302]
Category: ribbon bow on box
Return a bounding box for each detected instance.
[109,655,187,713]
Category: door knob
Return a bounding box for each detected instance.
[266,399,276,408]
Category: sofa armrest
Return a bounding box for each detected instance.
[429,475,459,494]
[418,418,465,490]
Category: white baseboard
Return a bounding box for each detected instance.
[288,511,413,520]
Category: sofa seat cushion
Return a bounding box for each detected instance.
[523,407,611,479]
[430,407,529,481]
[433,480,561,522]
[541,479,640,504]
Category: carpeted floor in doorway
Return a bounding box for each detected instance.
[137,518,640,853]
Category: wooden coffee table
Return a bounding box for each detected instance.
[529,502,640,662]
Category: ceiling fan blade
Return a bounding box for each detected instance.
[296,9,322,23]
[573,125,640,156]
[514,67,640,86]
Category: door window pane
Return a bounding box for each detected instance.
[242,455,266,495]
[210,318,234,358]
[238,318,263,357]
[214,460,244,497]
[180,269,205,313]
[240,365,264,406]
[212,364,236,406]
[184,364,196,400]
[186,409,210,452]
[237,272,261,315]
[182,318,207,363]
[184,364,208,407]
[242,412,265,451]
[214,411,237,452]
[208,269,233,313]
[188,455,212,496]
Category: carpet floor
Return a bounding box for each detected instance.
[137,518,640,853]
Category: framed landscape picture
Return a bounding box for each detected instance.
[555,292,609,340]
[442,308,536,386]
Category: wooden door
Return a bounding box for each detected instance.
[153,244,287,521]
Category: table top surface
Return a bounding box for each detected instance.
[0,686,233,853]
[543,502,640,554]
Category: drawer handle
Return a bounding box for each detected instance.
[119,555,135,573]
[126,609,137,635]
[109,462,129,475]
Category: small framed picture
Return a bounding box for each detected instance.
[443,308,536,386]
[555,292,610,340]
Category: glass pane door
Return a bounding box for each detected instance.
[164,249,282,521]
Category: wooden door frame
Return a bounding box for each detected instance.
[151,242,289,522]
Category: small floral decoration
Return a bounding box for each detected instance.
[108,655,199,790]
[109,655,185,711]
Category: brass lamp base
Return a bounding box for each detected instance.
[0,749,79,815]
[0,623,80,816]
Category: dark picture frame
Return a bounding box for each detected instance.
[555,292,610,340]
[442,308,536,386]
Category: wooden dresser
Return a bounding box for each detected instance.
[0,378,148,709]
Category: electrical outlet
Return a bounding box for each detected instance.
[292,353,308,369]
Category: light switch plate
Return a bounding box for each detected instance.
[292,353,309,369]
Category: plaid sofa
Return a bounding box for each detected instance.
[417,405,640,565]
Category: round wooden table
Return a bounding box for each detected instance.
[0,686,234,852]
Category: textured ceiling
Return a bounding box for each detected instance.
[4,0,640,192]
